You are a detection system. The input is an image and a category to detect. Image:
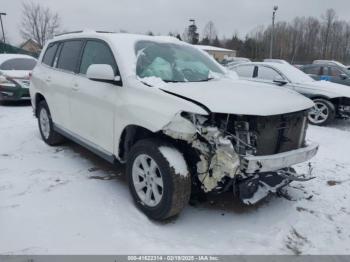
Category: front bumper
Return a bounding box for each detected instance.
[241,143,319,174]
[0,86,30,101]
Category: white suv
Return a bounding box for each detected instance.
[30,31,318,220]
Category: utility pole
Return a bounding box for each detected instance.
[269,6,278,59]
[0,12,6,44]
[188,19,199,45]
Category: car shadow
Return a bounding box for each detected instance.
[0,100,32,107]
[328,119,350,131]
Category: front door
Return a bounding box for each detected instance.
[69,40,120,154]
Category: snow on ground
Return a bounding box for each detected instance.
[0,103,349,255]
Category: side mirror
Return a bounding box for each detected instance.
[86,64,117,81]
[273,77,288,86]
[340,73,348,80]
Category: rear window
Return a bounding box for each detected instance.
[0,58,36,70]
[234,65,255,78]
[42,43,59,66]
[57,40,83,72]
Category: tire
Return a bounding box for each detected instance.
[308,98,335,126]
[37,100,65,145]
[126,139,191,220]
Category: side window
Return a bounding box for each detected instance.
[57,40,83,72]
[234,65,255,78]
[79,40,117,75]
[257,66,283,81]
[329,67,343,78]
[303,65,321,75]
[42,43,59,66]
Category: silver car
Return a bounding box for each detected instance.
[231,62,350,125]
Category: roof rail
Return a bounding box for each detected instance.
[54,30,84,37]
[54,30,116,37]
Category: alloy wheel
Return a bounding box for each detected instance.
[132,154,164,207]
[39,108,50,139]
[308,101,329,124]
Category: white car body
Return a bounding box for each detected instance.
[30,31,318,217]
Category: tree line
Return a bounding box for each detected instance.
[14,3,350,64]
[193,9,350,64]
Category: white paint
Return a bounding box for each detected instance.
[159,146,189,177]
[86,64,115,81]
[161,78,314,115]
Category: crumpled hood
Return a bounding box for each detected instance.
[161,78,313,116]
[295,80,350,98]
[0,70,31,79]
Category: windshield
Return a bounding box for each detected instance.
[135,41,225,82]
[280,64,314,83]
[0,58,37,71]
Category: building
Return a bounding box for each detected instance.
[19,39,41,56]
[196,45,236,62]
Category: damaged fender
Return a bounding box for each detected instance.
[162,112,240,192]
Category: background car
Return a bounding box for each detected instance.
[0,54,37,102]
[263,59,290,64]
[231,62,350,125]
[224,57,251,68]
[300,61,350,86]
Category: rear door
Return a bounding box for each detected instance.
[49,40,84,130]
[69,39,120,153]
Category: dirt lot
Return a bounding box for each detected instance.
[0,103,350,255]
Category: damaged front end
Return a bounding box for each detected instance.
[162,110,318,205]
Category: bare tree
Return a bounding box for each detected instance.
[202,21,218,44]
[20,1,60,48]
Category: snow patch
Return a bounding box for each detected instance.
[159,146,189,177]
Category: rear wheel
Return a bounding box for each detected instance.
[126,139,191,220]
[37,100,65,145]
[308,98,335,126]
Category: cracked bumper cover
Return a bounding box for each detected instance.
[241,143,319,174]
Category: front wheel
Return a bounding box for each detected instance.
[308,98,335,126]
[126,139,191,220]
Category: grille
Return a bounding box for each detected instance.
[251,111,308,156]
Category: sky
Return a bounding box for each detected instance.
[2,0,350,45]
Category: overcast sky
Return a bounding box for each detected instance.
[2,0,350,45]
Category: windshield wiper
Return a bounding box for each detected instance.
[193,77,214,82]
[163,80,184,83]
[163,78,215,83]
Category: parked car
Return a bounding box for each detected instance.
[231,62,350,125]
[263,59,290,64]
[0,54,37,102]
[301,61,350,86]
[30,31,318,220]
